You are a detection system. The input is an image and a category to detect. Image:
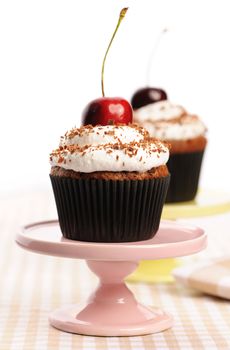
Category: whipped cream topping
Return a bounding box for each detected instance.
[50,124,169,173]
[60,124,147,147]
[134,101,207,140]
[134,100,186,122]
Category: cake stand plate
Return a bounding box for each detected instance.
[16,220,207,336]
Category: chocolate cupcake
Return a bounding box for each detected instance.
[134,101,207,203]
[50,124,170,242]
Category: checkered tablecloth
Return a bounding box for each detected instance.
[0,190,230,349]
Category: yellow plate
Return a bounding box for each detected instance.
[127,258,181,283]
[128,189,230,283]
[162,189,230,220]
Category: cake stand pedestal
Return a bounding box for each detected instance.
[16,220,206,336]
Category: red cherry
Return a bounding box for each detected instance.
[131,87,167,110]
[131,29,169,110]
[81,8,130,126]
[82,97,133,126]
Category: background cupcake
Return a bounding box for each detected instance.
[50,124,170,242]
[133,100,207,203]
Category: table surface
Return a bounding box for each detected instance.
[1,189,230,350]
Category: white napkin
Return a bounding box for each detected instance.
[173,257,230,300]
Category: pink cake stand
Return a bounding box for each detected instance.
[16,220,206,337]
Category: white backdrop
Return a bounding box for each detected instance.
[0,0,230,193]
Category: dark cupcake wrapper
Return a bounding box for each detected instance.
[166,151,205,203]
[50,175,170,243]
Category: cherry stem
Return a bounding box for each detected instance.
[146,27,168,86]
[101,7,128,97]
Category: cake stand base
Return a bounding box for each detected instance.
[50,261,173,336]
[50,305,172,336]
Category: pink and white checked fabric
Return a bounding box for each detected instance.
[0,190,230,349]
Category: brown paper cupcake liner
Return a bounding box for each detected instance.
[50,175,170,242]
[166,151,204,203]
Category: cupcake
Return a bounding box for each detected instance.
[133,100,207,203]
[50,124,170,242]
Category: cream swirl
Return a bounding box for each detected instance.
[60,124,147,147]
[134,100,186,122]
[134,101,206,140]
[50,124,169,173]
